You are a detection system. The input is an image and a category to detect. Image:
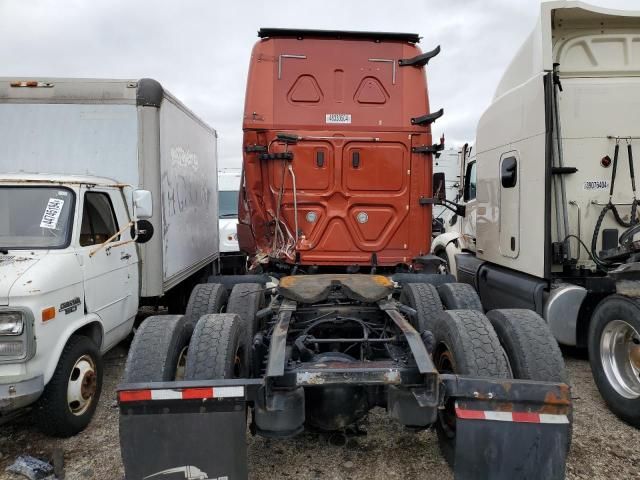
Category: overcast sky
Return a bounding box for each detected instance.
[1,0,638,169]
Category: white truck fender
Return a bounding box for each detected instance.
[42,313,104,384]
[432,232,463,279]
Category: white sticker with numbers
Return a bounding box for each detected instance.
[326,113,352,124]
[583,180,609,191]
[40,198,65,229]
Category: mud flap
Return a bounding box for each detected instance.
[443,376,572,480]
[453,409,569,480]
[118,380,260,480]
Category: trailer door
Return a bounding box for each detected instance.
[499,152,520,258]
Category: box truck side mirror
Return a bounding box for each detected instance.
[133,190,153,220]
[131,220,154,244]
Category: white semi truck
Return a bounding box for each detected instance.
[433,1,640,427]
[217,168,245,273]
[0,78,219,436]
[432,147,461,236]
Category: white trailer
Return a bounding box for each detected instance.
[433,2,640,427]
[0,78,219,436]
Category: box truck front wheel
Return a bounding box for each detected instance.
[35,335,103,437]
[589,295,640,427]
[123,315,191,383]
[432,310,511,465]
[185,313,248,380]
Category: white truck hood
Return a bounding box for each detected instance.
[219,218,240,253]
[0,253,42,305]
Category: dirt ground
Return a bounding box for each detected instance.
[1,345,639,480]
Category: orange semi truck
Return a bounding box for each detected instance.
[118,29,572,480]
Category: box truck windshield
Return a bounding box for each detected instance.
[0,187,74,249]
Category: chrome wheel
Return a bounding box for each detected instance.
[67,355,98,416]
[600,320,640,399]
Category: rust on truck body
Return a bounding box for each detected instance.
[240,28,436,268]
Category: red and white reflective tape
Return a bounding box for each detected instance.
[119,386,244,403]
[455,403,569,424]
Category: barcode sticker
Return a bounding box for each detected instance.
[326,113,352,124]
[40,198,65,229]
[583,180,609,191]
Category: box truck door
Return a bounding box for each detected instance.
[78,188,138,350]
[499,153,520,258]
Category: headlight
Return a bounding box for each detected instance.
[0,312,24,335]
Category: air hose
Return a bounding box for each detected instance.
[591,139,640,269]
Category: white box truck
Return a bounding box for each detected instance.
[0,78,219,436]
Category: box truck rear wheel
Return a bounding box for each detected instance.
[185,314,248,380]
[436,283,483,312]
[123,315,191,383]
[399,283,443,333]
[589,295,640,427]
[432,310,510,465]
[184,283,228,333]
[226,283,265,373]
[35,335,103,437]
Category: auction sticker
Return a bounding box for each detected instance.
[583,180,609,191]
[40,198,65,229]
[326,113,352,124]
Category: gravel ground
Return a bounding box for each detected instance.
[1,346,639,480]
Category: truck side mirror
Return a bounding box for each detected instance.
[131,220,154,244]
[133,190,153,220]
[433,172,446,200]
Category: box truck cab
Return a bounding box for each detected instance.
[0,175,152,431]
[0,78,219,436]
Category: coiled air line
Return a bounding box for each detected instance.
[591,137,640,269]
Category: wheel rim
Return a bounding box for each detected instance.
[175,346,188,381]
[434,344,457,439]
[67,355,97,416]
[600,319,640,399]
[233,345,246,378]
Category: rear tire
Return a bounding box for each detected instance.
[588,295,640,427]
[437,283,483,312]
[184,283,228,333]
[399,283,443,333]
[34,335,103,437]
[185,314,248,380]
[487,308,572,449]
[486,309,567,381]
[227,283,264,341]
[432,310,510,466]
[122,315,190,383]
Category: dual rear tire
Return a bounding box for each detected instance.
[431,307,568,465]
[124,282,264,385]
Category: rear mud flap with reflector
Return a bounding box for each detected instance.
[118,381,260,480]
[453,402,570,480]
